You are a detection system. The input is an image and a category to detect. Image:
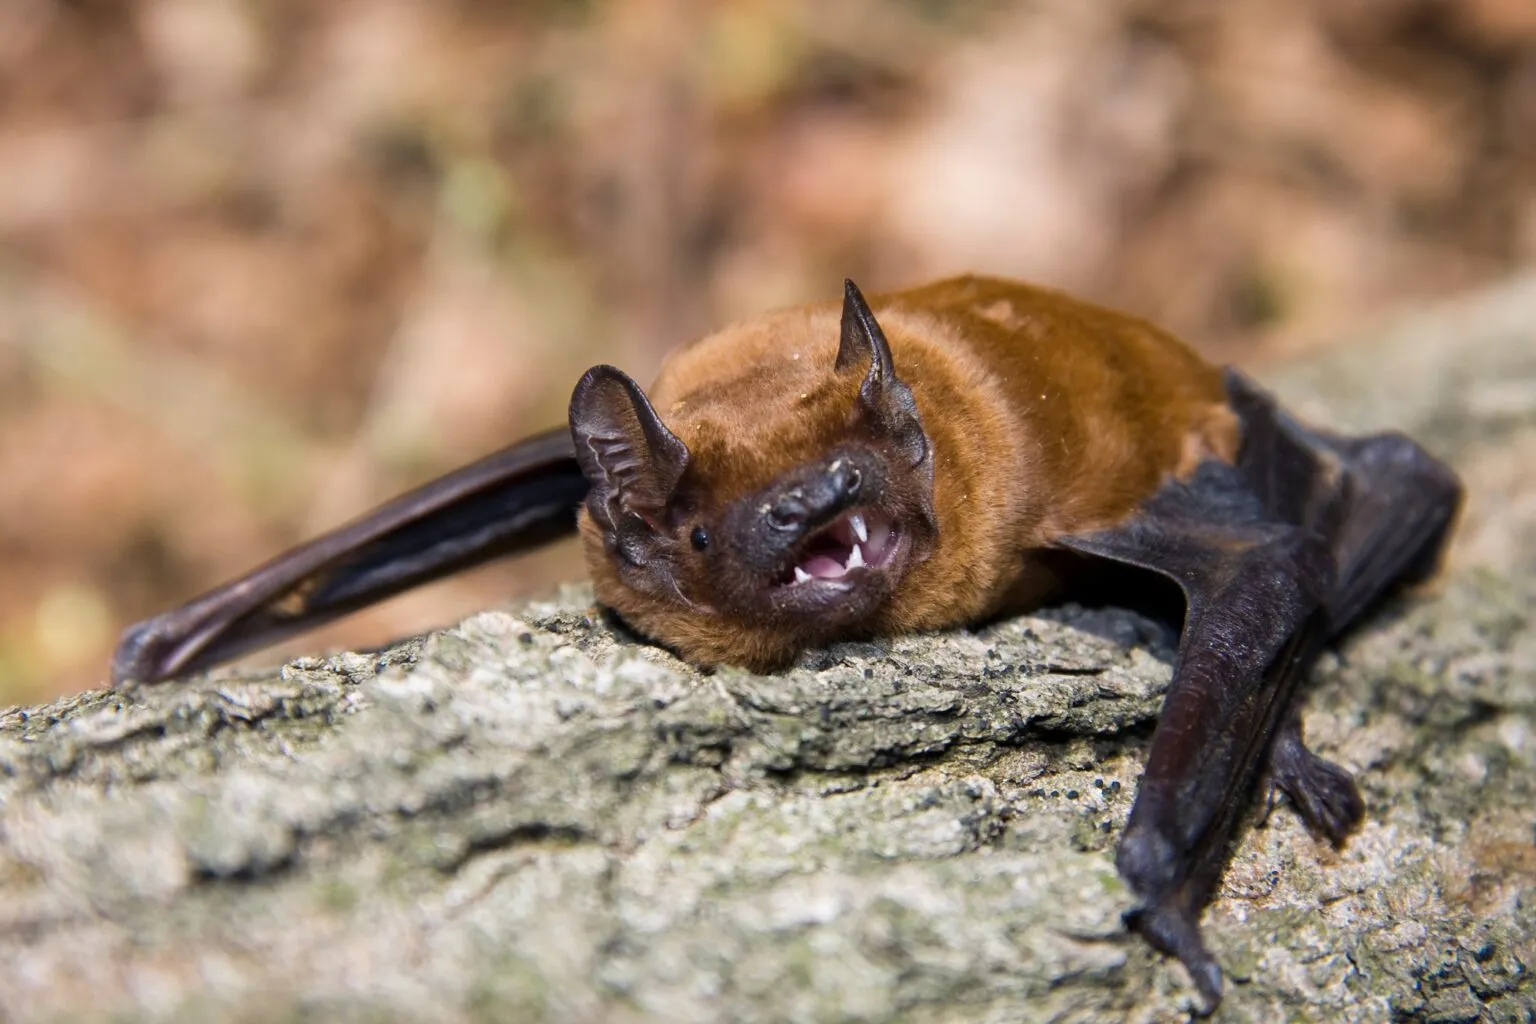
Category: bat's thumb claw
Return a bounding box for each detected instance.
[1125,902,1225,1015]
[1187,956,1225,1016]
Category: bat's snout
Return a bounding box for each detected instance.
[765,460,863,534]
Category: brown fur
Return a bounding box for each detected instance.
[580,275,1237,668]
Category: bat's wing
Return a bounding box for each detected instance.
[112,427,588,686]
[1056,370,1461,1012]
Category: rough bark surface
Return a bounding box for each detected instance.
[3,277,1535,1023]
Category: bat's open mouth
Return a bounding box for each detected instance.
[779,507,900,586]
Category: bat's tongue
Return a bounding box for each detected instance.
[801,553,854,579]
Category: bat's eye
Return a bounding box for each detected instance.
[690,526,710,551]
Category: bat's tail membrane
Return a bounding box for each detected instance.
[111,427,589,685]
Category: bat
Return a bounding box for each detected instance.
[112,276,1462,1012]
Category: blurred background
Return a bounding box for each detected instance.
[1,0,1533,705]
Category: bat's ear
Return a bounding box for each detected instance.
[569,366,690,563]
[836,279,929,468]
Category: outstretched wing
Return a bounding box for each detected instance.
[1056,370,1461,1012]
[112,427,587,685]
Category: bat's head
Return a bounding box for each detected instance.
[568,281,938,669]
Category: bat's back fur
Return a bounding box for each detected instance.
[580,275,1239,668]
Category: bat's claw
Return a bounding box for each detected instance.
[1115,822,1224,1011]
[1126,902,1224,1016]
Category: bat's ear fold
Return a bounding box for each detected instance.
[836,279,929,468]
[569,366,690,562]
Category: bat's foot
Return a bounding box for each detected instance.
[1321,431,1464,630]
[1125,901,1224,1016]
[1342,432,1462,589]
[1266,716,1364,844]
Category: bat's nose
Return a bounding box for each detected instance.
[767,460,862,531]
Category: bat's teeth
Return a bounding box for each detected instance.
[846,542,865,569]
[793,566,813,584]
[850,513,868,544]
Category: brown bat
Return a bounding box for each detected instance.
[113,276,1461,1012]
